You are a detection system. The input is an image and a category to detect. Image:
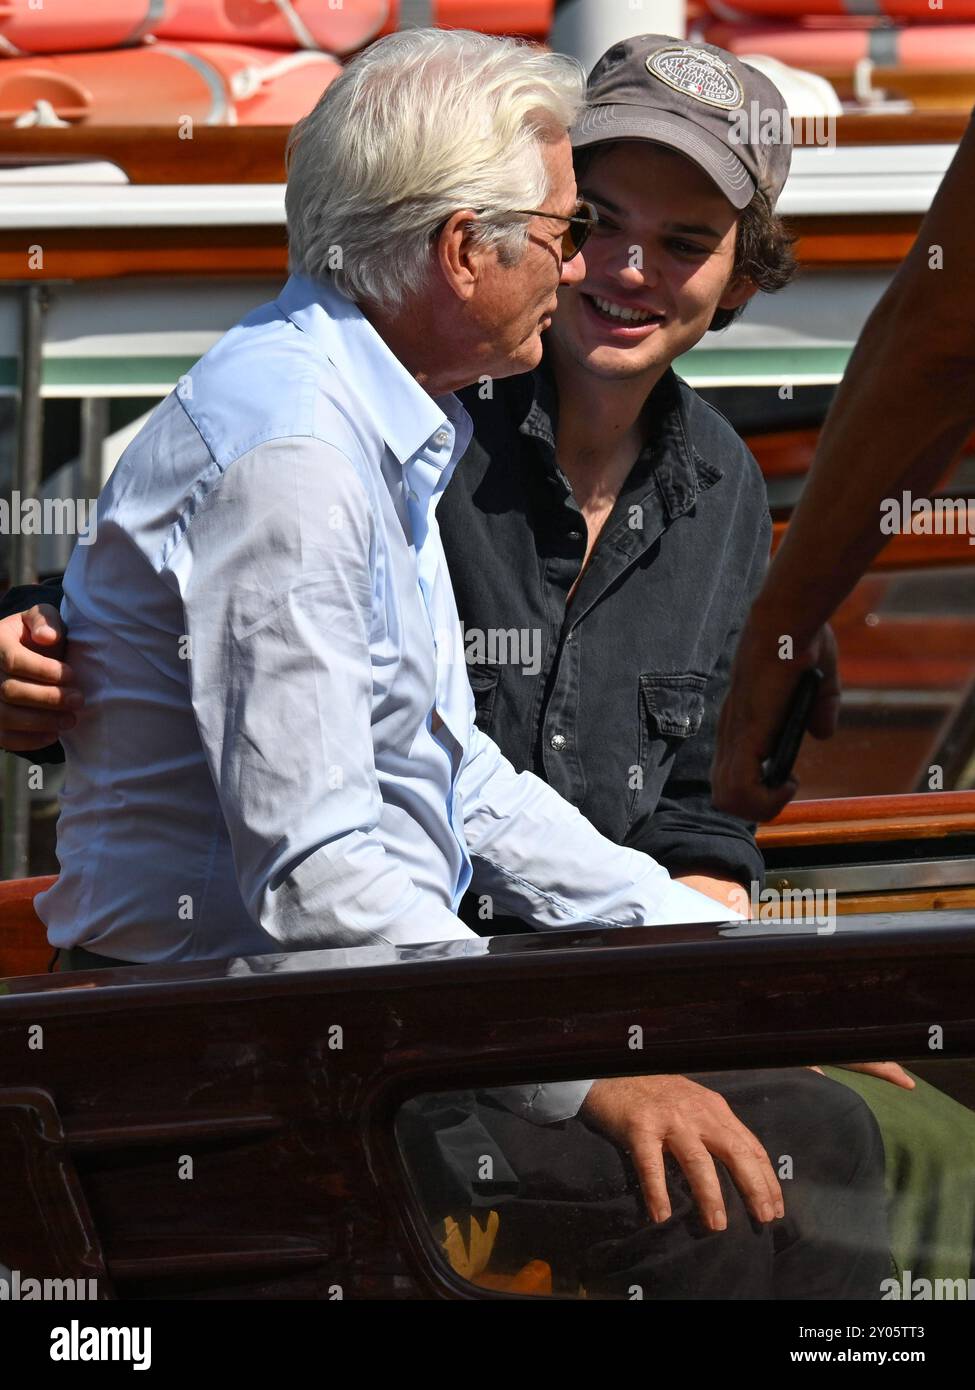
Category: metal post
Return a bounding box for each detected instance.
[79,396,108,501]
[2,283,47,880]
[550,0,687,74]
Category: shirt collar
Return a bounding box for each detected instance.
[275,273,471,468]
[513,355,721,520]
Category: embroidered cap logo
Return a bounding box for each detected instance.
[647,47,744,111]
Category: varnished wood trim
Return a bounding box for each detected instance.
[0,126,289,185]
[829,111,970,145]
[758,791,975,847]
[818,71,975,115]
[0,226,287,281]
[769,790,975,824]
[788,214,918,268]
[759,813,975,848]
[833,886,975,914]
[64,1114,285,1150]
[771,518,975,569]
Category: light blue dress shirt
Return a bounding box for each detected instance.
[38,274,733,1119]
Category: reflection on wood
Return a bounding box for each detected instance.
[759,792,975,847]
[0,226,288,282]
[771,517,975,569]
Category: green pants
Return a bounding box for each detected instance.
[824,1067,975,1283]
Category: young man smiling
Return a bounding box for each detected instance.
[444,34,795,922]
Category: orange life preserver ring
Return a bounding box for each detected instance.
[0,0,389,58]
[704,0,975,19]
[703,19,975,71]
[0,42,341,125]
[0,0,554,59]
[378,1,553,40]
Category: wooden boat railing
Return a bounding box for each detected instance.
[1,908,975,1297]
[0,873,55,978]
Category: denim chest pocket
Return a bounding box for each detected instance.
[625,672,709,833]
[640,673,707,739]
[467,664,500,733]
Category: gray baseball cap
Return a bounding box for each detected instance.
[571,34,792,211]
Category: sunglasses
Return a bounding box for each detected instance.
[505,199,599,262]
[436,200,599,263]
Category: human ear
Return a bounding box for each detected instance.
[717,275,760,313]
[434,209,484,303]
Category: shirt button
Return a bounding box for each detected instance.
[433,429,450,447]
[550,733,567,752]
[567,530,582,541]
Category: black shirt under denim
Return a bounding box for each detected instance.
[443,361,770,897]
[1,364,769,888]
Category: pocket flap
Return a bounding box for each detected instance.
[640,674,706,738]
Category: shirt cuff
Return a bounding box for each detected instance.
[486,1079,594,1126]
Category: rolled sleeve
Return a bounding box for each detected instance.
[488,1079,595,1126]
[460,717,740,929]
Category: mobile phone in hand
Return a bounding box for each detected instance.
[760,668,823,789]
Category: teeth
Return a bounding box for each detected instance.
[594,295,656,323]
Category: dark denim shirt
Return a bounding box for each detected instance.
[2,364,769,887]
[443,361,770,893]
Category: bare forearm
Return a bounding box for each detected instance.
[757,115,975,644]
[675,872,751,917]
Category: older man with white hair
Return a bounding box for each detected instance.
[33,35,725,994]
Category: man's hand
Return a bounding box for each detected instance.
[712,614,841,822]
[580,1073,784,1232]
[0,603,80,751]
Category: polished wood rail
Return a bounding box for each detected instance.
[758,791,975,849]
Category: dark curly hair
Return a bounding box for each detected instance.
[573,144,797,332]
[709,185,797,332]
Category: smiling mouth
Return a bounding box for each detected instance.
[585,294,664,328]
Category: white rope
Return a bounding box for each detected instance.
[14,99,71,128]
[266,0,321,52]
[230,48,335,101]
[262,0,392,54]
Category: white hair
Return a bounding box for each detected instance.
[285,28,585,310]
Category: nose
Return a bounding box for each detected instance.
[616,253,657,290]
[559,248,587,287]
